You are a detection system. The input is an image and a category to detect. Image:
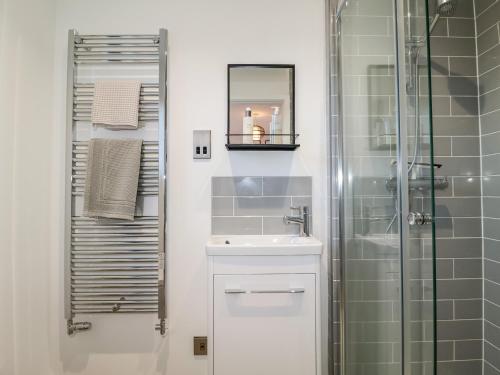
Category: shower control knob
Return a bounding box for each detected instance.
[407,212,432,226]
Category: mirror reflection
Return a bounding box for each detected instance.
[228,65,295,146]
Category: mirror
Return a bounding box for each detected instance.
[227,65,297,149]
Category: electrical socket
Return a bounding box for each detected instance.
[193,336,207,355]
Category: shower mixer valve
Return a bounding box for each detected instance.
[407,212,433,226]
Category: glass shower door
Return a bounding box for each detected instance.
[336,0,436,374]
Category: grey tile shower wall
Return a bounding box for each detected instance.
[430,1,483,373]
[476,0,500,374]
[211,177,312,235]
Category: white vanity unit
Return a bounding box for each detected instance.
[206,236,322,375]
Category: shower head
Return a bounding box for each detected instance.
[436,0,458,17]
[430,0,458,34]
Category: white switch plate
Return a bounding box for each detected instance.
[193,130,211,159]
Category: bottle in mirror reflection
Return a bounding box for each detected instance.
[270,106,282,144]
[243,107,253,144]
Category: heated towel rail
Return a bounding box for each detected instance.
[64,30,168,335]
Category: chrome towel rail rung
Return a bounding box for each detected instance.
[75,59,159,64]
[72,275,157,280]
[75,51,158,57]
[74,93,159,98]
[72,241,159,246]
[72,191,158,197]
[72,268,157,272]
[73,116,159,121]
[73,140,159,145]
[73,274,158,279]
[73,107,158,114]
[76,43,159,48]
[77,34,159,40]
[73,248,157,253]
[72,227,159,232]
[72,216,158,222]
[73,280,157,285]
[73,252,157,257]
[72,291,156,295]
[72,175,158,182]
[72,164,158,170]
[72,233,159,238]
[73,300,158,304]
[72,309,157,314]
[72,258,155,264]
[74,82,159,89]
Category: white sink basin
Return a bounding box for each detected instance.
[206,235,323,256]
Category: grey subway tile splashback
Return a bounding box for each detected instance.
[234,197,290,217]
[211,217,262,235]
[212,176,312,235]
[211,197,233,216]
[212,176,262,196]
[263,176,312,196]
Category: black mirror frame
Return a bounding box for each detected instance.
[226,64,299,151]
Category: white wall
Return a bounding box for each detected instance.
[4,0,327,374]
[0,0,16,373]
[0,0,57,374]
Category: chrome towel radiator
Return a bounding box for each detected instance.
[64,30,168,335]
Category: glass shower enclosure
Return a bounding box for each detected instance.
[334,0,437,374]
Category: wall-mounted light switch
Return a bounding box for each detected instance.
[193,130,211,159]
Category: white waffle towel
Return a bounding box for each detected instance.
[91,80,141,129]
[83,138,143,220]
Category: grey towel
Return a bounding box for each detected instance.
[83,138,143,220]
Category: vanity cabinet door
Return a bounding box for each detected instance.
[213,273,316,375]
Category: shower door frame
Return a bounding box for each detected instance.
[333,0,437,374]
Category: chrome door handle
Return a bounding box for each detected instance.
[225,288,305,294]
[407,212,432,226]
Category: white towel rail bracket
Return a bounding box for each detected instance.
[64,29,168,336]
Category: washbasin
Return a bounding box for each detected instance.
[206,235,322,256]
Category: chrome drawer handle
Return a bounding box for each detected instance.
[225,288,305,294]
